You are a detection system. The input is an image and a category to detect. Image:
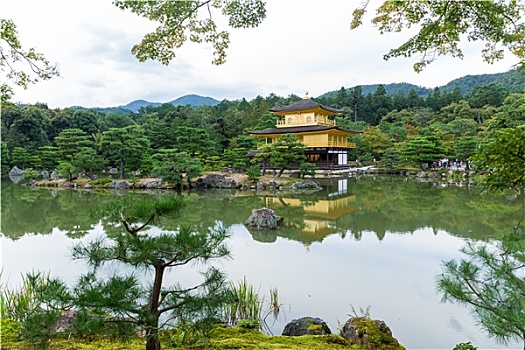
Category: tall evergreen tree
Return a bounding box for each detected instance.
[335,86,349,108]
[368,85,392,126]
[391,91,408,111]
[54,128,94,161]
[425,87,443,111]
[100,125,151,179]
[406,89,421,108]
[468,83,507,108]
[152,149,203,187]
[267,134,306,177]
[349,86,365,122]
[400,135,446,170]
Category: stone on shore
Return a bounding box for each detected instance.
[282,317,331,336]
[9,166,22,176]
[340,316,405,350]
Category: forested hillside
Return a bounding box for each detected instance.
[2,68,524,182]
[321,68,525,99]
[441,68,525,95]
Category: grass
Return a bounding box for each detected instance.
[222,276,282,334]
[0,271,49,321]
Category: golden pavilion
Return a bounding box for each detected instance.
[248,94,361,169]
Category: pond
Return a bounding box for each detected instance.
[1,176,522,350]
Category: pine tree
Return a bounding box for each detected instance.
[72,195,231,350]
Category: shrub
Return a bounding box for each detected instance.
[89,178,113,186]
[299,163,318,178]
[246,165,261,183]
[21,167,40,181]
[0,318,22,343]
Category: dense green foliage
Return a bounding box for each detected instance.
[472,125,525,193]
[1,78,524,180]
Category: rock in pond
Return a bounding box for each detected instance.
[292,180,322,191]
[245,207,282,230]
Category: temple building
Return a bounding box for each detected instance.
[248,94,362,169]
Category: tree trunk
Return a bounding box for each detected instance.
[151,264,165,314]
[145,263,165,350]
[146,332,160,350]
[261,159,267,176]
[120,157,125,180]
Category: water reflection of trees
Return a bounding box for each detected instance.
[341,177,522,241]
[1,178,522,244]
[1,183,106,240]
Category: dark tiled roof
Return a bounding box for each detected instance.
[248,125,361,135]
[270,98,342,114]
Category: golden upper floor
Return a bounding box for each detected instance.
[270,96,342,128]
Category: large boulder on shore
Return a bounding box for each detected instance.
[292,180,322,192]
[9,166,22,176]
[282,317,331,336]
[109,181,129,190]
[340,316,405,350]
[245,207,282,230]
[195,173,236,189]
[50,171,62,181]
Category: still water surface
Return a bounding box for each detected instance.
[1,177,522,349]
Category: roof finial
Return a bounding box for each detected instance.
[303,91,309,99]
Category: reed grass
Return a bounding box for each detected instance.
[0,271,51,322]
[223,276,282,335]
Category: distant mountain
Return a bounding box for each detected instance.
[68,95,221,114]
[320,68,524,99]
[121,99,162,112]
[169,94,220,107]
[120,94,220,112]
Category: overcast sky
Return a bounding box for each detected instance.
[3,0,520,109]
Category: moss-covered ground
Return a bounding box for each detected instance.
[1,325,365,350]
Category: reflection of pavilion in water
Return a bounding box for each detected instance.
[262,179,358,244]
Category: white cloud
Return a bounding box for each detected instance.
[3,0,519,109]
